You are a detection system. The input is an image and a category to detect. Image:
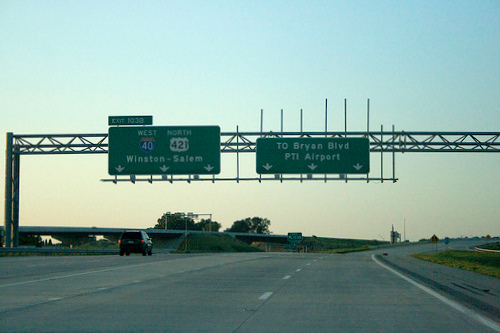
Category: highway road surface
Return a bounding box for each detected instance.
[1,241,499,332]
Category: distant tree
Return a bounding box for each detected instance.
[154,212,195,230]
[225,220,250,233]
[194,218,221,232]
[224,217,271,234]
[154,213,221,231]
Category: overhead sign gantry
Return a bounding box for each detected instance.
[4,99,500,247]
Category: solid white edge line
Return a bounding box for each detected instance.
[372,254,500,332]
[259,292,273,300]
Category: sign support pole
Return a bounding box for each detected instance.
[3,133,19,248]
[393,125,396,181]
[237,126,240,183]
[12,151,20,247]
[344,99,347,137]
[4,133,12,247]
[381,125,384,183]
[366,99,370,182]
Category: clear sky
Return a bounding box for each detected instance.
[1,1,499,241]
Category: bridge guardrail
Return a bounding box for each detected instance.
[0,247,119,255]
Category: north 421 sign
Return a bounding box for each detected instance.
[108,126,221,175]
[170,137,189,152]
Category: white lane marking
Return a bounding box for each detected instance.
[0,269,119,288]
[283,275,292,280]
[306,263,311,266]
[0,261,156,289]
[48,297,62,301]
[372,255,500,333]
[259,292,273,300]
[296,269,302,272]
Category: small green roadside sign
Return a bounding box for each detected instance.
[288,232,303,242]
[256,137,370,174]
[287,232,303,251]
[108,116,153,126]
[108,126,220,175]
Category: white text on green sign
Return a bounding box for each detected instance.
[256,138,370,174]
[288,232,303,242]
[108,116,153,126]
[108,126,220,175]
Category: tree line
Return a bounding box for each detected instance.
[153,212,271,234]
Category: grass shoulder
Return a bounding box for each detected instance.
[302,237,387,254]
[411,250,500,278]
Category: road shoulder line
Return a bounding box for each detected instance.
[372,254,500,332]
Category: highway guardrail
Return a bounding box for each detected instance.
[0,247,119,255]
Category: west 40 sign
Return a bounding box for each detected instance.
[108,126,221,175]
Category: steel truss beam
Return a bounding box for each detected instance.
[11,131,500,155]
[220,131,500,153]
[13,134,108,155]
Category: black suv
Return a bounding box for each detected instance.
[118,230,153,256]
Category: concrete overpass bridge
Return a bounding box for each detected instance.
[0,226,289,249]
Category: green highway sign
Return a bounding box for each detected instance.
[256,137,370,174]
[108,116,153,126]
[108,126,220,175]
[288,232,303,242]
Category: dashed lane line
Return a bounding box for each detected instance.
[258,292,273,300]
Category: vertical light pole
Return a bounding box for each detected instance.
[404,219,406,242]
[186,212,196,252]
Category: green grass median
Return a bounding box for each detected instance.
[411,250,500,278]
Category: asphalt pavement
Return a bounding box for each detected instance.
[371,240,500,325]
[0,241,498,332]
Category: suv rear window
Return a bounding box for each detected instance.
[120,232,142,240]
